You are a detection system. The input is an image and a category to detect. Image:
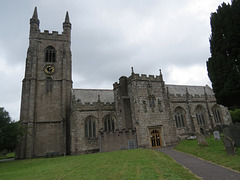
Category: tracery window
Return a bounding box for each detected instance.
[85,116,96,138]
[103,115,115,132]
[196,106,206,126]
[45,46,56,62]
[212,105,221,123]
[174,107,186,128]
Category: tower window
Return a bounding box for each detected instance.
[46,78,53,92]
[149,95,155,107]
[45,46,56,62]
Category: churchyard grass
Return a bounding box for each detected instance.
[175,136,240,172]
[0,149,198,180]
[0,152,15,160]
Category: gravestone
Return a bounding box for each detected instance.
[196,132,208,146]
[223,136,235,155]
[128,140,135,149]
[223,123,240,147]
[213,131,220,140]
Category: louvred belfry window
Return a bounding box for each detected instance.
[45,46,56,62]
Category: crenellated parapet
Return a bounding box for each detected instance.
[114,74,163,88]
[129,73,163,82]
[30,7,71,42]
[32,30,70,40]
[71,99,115,112]
[168,93,216,99]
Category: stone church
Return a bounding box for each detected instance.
[16,8,231,159]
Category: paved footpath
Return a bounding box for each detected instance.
[156,147,240,180]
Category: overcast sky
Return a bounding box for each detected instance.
[0,0,231,120]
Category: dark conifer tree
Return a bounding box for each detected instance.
[207,0,240,109]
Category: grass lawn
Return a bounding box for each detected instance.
[0,152,15,160]
[0,149,199,180]
[175,136,240,172]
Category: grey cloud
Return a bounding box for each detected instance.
[0,0,231,120]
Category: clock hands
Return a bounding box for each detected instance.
[44,65,55,75]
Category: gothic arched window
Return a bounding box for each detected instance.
[212,105,222,123]
[196,106,206,126]
[45,46,56,62]
[85,116,96,138]
[175,107,186,128]
[103,115,115,132]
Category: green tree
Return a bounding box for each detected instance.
[0,107,22,152]
[229,108,240,123]
[207,0,240,109]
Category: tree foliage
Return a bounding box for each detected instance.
[207,0,240,109]
[229,108,240,123]
[0,107,22,152]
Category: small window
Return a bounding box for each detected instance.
[85,116,96,138]
[143,101,147,112]
[46,77,52,92]
[45,46,56,62]
[103,115,115,132]
[149,95,155,107]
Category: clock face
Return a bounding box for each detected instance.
[44,64,55,75]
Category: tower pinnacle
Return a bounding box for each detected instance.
[32,7,38,19]
[65,11,70,23]
[63,11,71,36]
[30,7,40,35]
[30,7,40,25]
[63,11,71,29]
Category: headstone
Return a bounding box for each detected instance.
[213,131,221,140]
[223,136,235,155]
[223,123,240,147]
[128,140,135,149]
[196,132,208,146]
[187,135,197,140]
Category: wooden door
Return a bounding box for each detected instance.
[150,129,161,148]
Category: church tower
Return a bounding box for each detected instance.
[16,7,72,158]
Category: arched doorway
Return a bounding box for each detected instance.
[150,130,161,148]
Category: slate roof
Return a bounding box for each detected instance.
[73,85,214,104]
[73,89,114,103]
[165,84,214,96]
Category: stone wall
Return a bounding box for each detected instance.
[70,101,116,155]
[101,129,137,152]
[168,91,232,136]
